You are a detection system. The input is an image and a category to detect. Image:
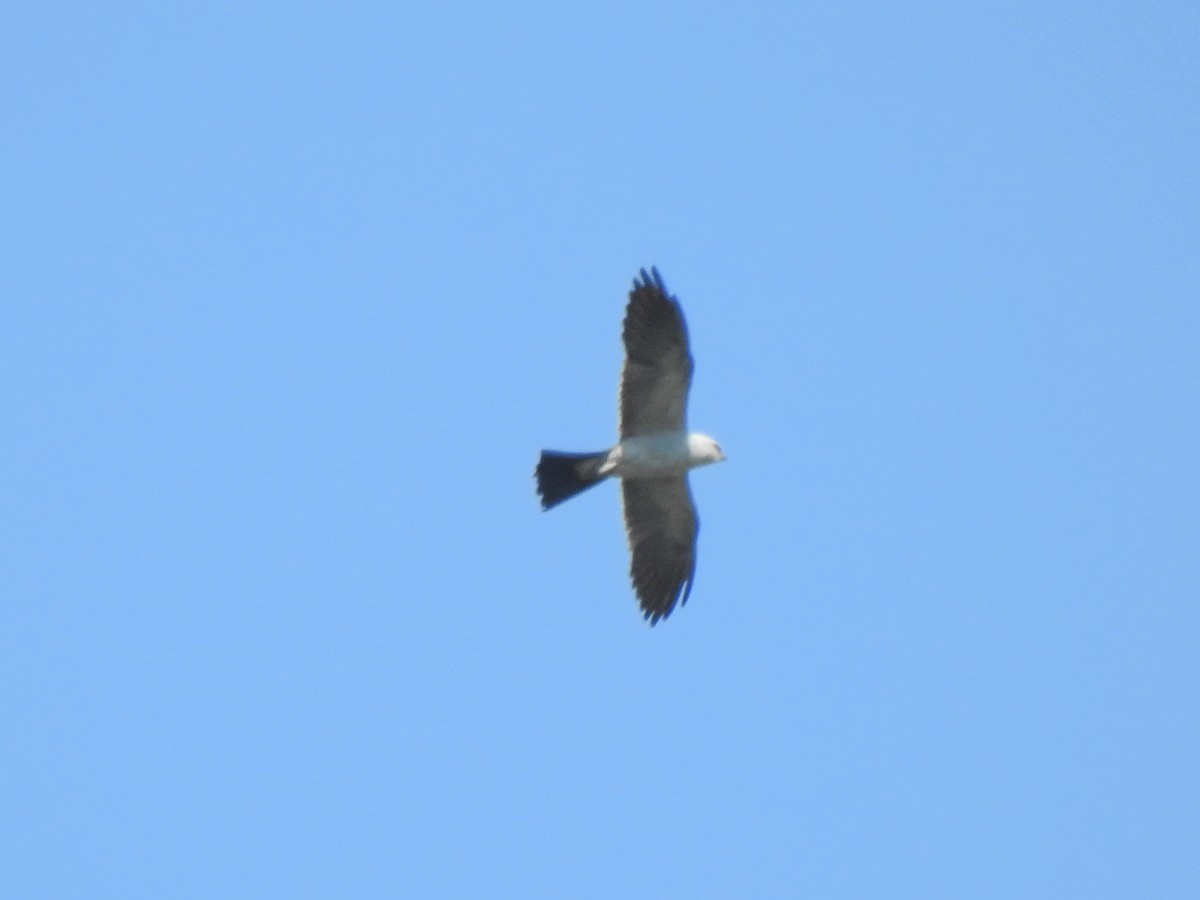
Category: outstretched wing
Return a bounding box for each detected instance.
[621,476,699,625]
[619,267,694,438]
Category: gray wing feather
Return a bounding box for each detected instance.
[619,267,694,438]
[621,476,698,625]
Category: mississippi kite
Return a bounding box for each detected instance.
[535,267,725,625]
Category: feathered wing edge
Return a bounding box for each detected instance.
[619,267,694,438]
[621,476,699,625]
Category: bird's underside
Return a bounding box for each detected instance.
[535,267,720,625]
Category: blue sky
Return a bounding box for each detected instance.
[3,2,1198,897]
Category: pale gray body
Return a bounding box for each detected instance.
[596,432,723,479]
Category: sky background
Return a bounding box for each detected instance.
[3,2,1198,897]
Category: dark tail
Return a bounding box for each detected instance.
[535,450,609,510]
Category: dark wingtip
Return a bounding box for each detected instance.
[634,266,667,296]
[636,581,690,627]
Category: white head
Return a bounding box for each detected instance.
[687,433,727,467]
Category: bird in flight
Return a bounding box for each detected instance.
[535,267,725,625]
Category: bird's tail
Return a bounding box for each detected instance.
[536,450,609,510]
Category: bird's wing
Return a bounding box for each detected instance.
[621,476,698,624]
[619,267,694,438]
